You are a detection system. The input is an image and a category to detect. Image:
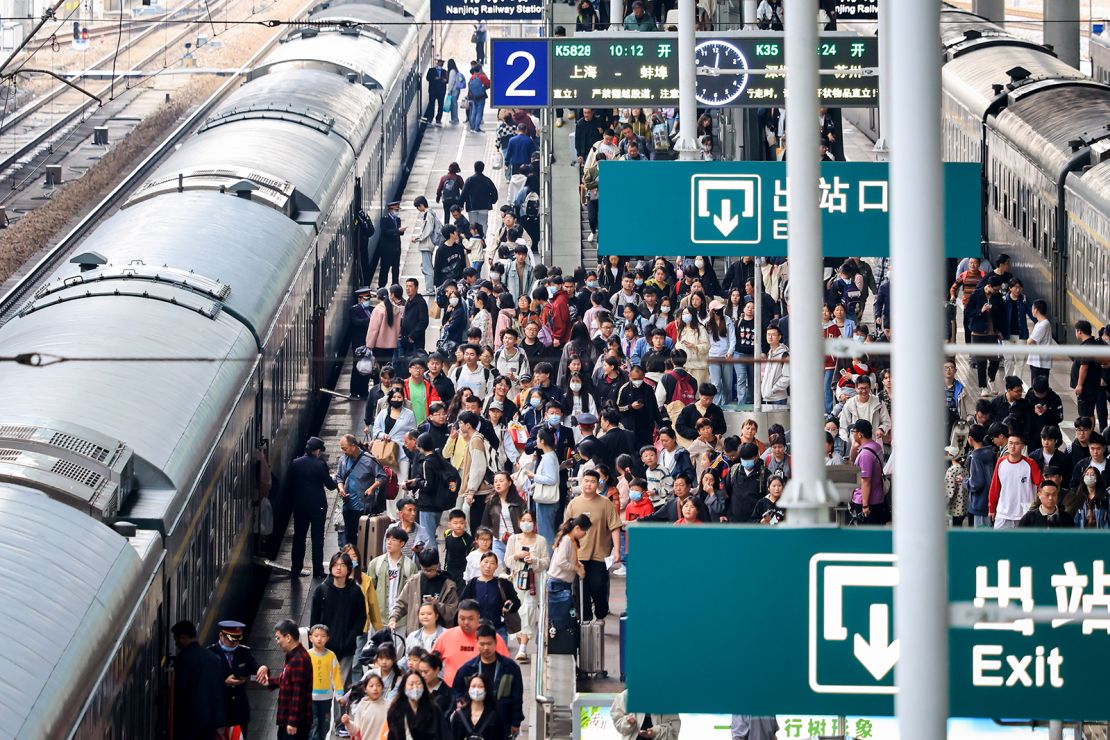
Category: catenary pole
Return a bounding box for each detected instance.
[972,0,1004,25]
[675,0,699,160]
[874,0,891,152]
[1044,0,1081,68]
[890,0,947,736]
[779,0,836,525]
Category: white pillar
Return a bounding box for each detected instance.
[874,0,891,152]
[1044,0,1080,68]
[972,0,1004,24]
[743,0,758,29]
[753,260,763,408]
[779,0,837,525]
[890,0,947,736]
[675,0,699,159]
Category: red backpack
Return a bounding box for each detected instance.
[665,370,697,405]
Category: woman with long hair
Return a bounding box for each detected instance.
[309,551,368,677]
[444,59,464,126]
[705,300,735,407]
[546,513,591,631]
[365,286,405,364]
[557,321,598,385]
[459,550,520,645]
[482,471,527,560]
[372,386,417,449]
[449,673,506,739]
[339,542,384,662]
[504,509,548,662]
[677,305,711,384]
[526,428,563,543]
[385,672,449,739]
[1065,466,1110,528]
[562,369,598,442]
[472,291,493,346]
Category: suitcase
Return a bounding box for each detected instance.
[357,513,391,566]
[577,589,607,679]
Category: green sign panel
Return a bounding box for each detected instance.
[626,526,1110,720]
[597,161,979,258]
[550,32,878,108]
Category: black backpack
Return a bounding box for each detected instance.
[442,176,461,204]
[437,456,462,510]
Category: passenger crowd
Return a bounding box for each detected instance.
[171,88,1110,740]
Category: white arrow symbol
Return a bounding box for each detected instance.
[712,199,740,236]
[853,603,899,681]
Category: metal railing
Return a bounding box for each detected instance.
[532,571,553,740]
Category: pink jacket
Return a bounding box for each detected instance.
[494,308,516,350]
[365,301,405,351]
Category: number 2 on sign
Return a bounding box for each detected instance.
[505,51,537,97]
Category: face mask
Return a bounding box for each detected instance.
[520,521,534,533]
[629,490,643,502]
[406,688,425,701]
[587,280,598,290]
[220,642,236,653]
[634,279,644,287]
[695,258,705,269]
[683,314,693,324]
[390,400,403,409]
[1085,475,1098,486]
[530,397,542,408]
[631,379,643,388]
[349,559,359,570]
[660,305,670,314]
[360,298,371,306]
[449,296,459,307]
[741,459,755,470]
[570,382,582,392]
[546,415,561,427]
[469,688,486,702]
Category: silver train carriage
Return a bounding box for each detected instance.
[0,0,432,734]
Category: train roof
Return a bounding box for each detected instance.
[942,43,1088,119]
[252,31,405,92]
[992,81,1110,176]
[0,293,257,519]
[0,484,160,738]
[309,3,419,47]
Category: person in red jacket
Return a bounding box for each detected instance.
[988,433,1043,529]
[264,619,313,739]
[549,276,573,347]
[403,357,441,426]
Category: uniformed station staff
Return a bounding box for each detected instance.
[209,620,270,737]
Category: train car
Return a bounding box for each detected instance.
[0,0,432,734]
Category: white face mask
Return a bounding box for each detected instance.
[570,382,582,392]
[682,314,693,324]
[520,521,534,532]
[695,258,705,269]
[449,295,459,307]
[1084,475,1098,486]
[469,688,486,702]
[631,379,643,387]
[660,305,670,314]
[406,687,424,701]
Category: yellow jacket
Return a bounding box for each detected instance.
[355,572,384,632]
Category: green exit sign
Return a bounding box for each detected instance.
[626,527,1110,720]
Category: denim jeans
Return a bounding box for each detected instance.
[973,515,991,528]
[420,250,434,293]
[735,362,753,405]
[493,537,507,562]
[823,368,836,414]
[468,98,486,131]
[708,359,734,405]
[535,501,558,545]
[547,578,575,630]
[447,93,459,124]
[469,209,489,235]
[310,700,333,740]
[419,510,440,549]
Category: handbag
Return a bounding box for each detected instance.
[532,480,559,504]
[369,437,399,469]
[470,31,478,43]
[445,93,454,109]
[491,150,503,170]
[354,345,375,376]
[497,578,522,634]
[332,506,345,532]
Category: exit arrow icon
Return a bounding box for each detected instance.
[713,200,740,237]
[853,603,899,681]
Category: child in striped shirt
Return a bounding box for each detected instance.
[308,624,344,740]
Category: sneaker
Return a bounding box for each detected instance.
[586,232,595,242]
[612,564,627,577]
[297,568,310,577]
[515,647,528,662]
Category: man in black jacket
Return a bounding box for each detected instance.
[645,473,709,522]
[400,277,429,358]
[286,436,338,578]
[1025,374,1063,443]
[675,383,728,441]
[727,443,767,522]
[574,108,605,164]
[172,621,227,740]
[347,286,374,399]
[459,160,499,235]
[370,201,405,290]
[597,407,638,462]
[423,58,448,124]
[615,365,665,448]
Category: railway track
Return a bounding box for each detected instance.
[0,0,227,178]
[0,0,315,324]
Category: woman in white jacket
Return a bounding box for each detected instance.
[372,388,417,445]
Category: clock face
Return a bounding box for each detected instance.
[694,40,750,106]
